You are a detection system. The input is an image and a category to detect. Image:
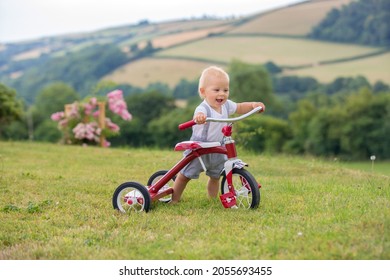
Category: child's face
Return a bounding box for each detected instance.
[200,74,229,111]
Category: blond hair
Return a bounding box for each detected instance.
[198,66,229,99]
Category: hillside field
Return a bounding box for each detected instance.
[103,57,213,87]
[0,141,389,260]
[2,0,388,93]
[229,0,353,35]
[156,36,379,67]
[286,52,390,84]
[102,0,389,88]
[104,36,387,86]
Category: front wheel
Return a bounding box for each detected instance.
[112,182,151,213]
[220,168,260,209]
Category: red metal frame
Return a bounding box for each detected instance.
[148,146,228,201]
[148,122,244,206]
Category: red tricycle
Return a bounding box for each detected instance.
[112,106,263,213]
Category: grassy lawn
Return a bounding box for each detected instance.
[0,141,389,260]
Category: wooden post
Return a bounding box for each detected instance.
[98,101,106,147]
[64,104,73,117]
[64,104,74,144]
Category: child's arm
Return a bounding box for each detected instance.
[236,102,265,114]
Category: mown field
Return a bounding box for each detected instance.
[105,35,386,87]
[103,57,213,87]
[0,141,389,260]
[286,52,390,84]
[156,36,379,66]
[230,0,353,35]
[102,0,390,88]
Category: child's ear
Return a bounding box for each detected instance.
[199,87,205,97]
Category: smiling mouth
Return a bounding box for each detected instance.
[216,98,224,103]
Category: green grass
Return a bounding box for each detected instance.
[0,141,389,260]
[338,160,390,176]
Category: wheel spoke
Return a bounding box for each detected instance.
[116,186,145,212]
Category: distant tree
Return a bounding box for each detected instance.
[273,76,319,98]
[372,81,390,93]
[309,0,390,46]
[263,61,282,74]
[138,20,150,26]
[33,82,80,123]
[305,107,344,156]
[145,82,171,96]
[324,76,371,95]
[148,107,194,148]
[32,82,80,141]
[228,60,275,107]
[130,43,139,53]
[173,78,198,99]
[235,115,291,153]
[285,88,390,159]
[110,91,177,146]
[0,83,23,137]
[284,99,317,154]
[338,89,390,159]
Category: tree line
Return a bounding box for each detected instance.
[309,0,390,46]
[1,60,389,160]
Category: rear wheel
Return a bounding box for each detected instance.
[220,168,260,209]
[147,170,176,203]
[112,182,151,213]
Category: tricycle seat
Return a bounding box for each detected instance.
[174,141,221,151]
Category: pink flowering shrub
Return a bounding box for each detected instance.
[51,90,132,147]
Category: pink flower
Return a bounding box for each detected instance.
[73,123,87,140]
[52,89,132,147]
[103,140,111,147]
[58,119,68,128]
[90,97,97,106]
[107,89,132,121]
[121,110,132,121]
[92,110,100,118]
[106,118,120,132]
[73,122,100,142]
[107,89,123,99]
[68,103,80,119]
[84,104,93,115]
[83,97,99,116]
[51,112,65,121]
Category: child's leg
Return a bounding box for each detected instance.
[171,173,191,203]
[207,177,220,198]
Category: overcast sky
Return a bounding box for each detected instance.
[0,0,306,43]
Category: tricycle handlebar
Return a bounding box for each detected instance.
[178,106,263,130]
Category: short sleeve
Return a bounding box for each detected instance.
[194,102,208,117]
[227,100,237,115]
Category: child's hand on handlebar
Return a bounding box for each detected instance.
[252,102,265,112]
[194,112,207,124]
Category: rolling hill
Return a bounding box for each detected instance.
[1,0,389,99]
[101,0,390,87]
[229,0,353,36]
